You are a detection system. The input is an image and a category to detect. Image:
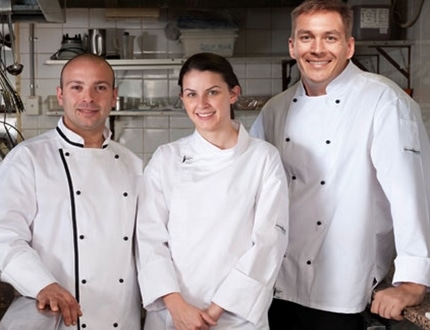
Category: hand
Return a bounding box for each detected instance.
[205,303,224,323]
[370,282,426,320]
[36,283,82,326]
[163,293,217,330]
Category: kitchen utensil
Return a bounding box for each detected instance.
[115,96,124,111]
[88,28,106,57]
[51,34,85,60]
[117,31,134,59]
[5,14,23,75]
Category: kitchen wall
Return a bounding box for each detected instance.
[12,1,430,165]
[15,6,293,164]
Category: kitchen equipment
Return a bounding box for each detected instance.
[87,28,106,57]
[120,32,135,59]
[5,14,23,75]
[115,96,124,111]
[51,34,85,60]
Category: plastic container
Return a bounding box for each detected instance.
[179,29,238,57]
[352,6,391,40]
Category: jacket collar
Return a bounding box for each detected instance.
[55,117,111,149]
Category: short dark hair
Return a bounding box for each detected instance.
[178,52,241,119]
[291,0,353,39]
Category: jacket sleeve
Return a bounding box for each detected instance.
[371,92,430,287]
[211,147,289,325]
[136,148,181,311]
[0,148,57,298]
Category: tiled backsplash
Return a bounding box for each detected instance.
[11,3,430,164]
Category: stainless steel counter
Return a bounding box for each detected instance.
[0,296,62,329]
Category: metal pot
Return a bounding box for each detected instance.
[87,29,106,56]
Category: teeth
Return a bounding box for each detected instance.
[198,112,213,117]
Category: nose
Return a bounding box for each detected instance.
[197,94,209,108]
[81,87,95,103]
[311,38,325,53]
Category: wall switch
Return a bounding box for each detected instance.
[26,96,41,115]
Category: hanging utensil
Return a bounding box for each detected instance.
[6,14,23,76]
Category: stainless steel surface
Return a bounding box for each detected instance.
[8,0,65,23]
[5,14,23,75]
[0,296,62,330]
[88,28,106,57]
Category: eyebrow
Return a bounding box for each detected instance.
[183,85,222,92]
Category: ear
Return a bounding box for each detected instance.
[230,85,241,104]
[56,86,63,106]
[346,36,355,59]
[289,37,297,60]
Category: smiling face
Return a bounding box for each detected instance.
[180,69,240,138]
[289,10,355,96]
[57,55,117,140]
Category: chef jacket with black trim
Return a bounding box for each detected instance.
[137,123,289,329]
[250,61,430,314]
[0,118,142,329]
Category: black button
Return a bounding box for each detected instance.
[320,181,325,185]
[119,278,124,283]
[123,236,129,241]
[335,99,340,104]
[292,176,296,180]
[306,260,311,265]
[293,98,298,102]
[65,152,70,157]
[317,221,322,226]
[82,279,87,284]
[113,323,119,327]
[79,235,84,239]
[285,137,290,142]
[325,140,331,144]
[114,155,119,159]
[123,192,128,197]
[76,190,81,195]
[82,324,86,328]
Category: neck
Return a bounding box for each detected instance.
[200,121,239,150]
[83,134,105,148]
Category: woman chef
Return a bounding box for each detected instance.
[136,52,289,330]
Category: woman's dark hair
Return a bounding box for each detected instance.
[178,52,240,119]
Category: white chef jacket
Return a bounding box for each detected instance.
[250,61,430,313]
[0,118,142,329]
[136,123,289,329]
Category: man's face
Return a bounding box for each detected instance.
[289,10,355,96]
[57,57,117,138]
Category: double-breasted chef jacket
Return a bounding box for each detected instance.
[250,61,430,314]
[137,123,289,329]
[0,118,142,329]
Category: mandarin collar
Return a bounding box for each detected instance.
[56,117,112,148]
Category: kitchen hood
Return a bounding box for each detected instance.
[7,0,65,23]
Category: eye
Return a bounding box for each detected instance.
[96,84,108,91]
[70,84,82,91]
[185,92,196,98]
[208,90,219,96]
[299,34,311,41]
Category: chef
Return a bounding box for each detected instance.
[137,52,289,330]
[0,54,142,329]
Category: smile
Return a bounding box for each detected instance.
[196,111,215,118]
[308,60,331,65]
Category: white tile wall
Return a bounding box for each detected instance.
[8,3,430,161]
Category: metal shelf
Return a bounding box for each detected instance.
[45,54,290,70]
[353,40,414,91]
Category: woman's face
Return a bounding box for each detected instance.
[180,69,240,135]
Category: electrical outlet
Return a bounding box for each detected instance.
[26,96,41,115]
